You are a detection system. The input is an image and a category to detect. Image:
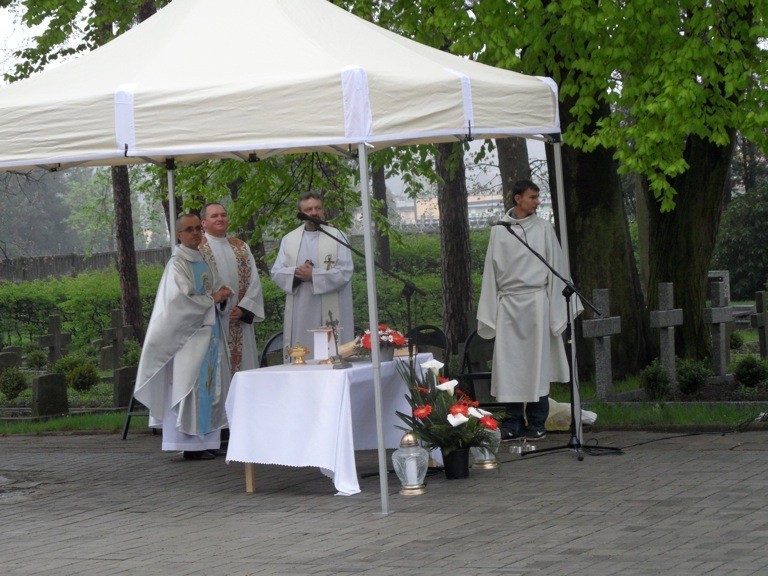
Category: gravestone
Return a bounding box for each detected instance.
[649,283,683,392]
[703,281,734,380]
[32,373,68,417]
[751,291,768,359]
[113,366,138,408]
[581,289,621,401]
[0,351,22,370]
[2,345,22,354]
[39,315,71,365]
[101,309,134,371]
[707,270,733,365]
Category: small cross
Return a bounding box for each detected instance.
[324,254,335,270]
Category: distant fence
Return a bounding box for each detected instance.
[0,248,173,283]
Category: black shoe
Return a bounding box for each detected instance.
[523,428,547,440]
[500,429,524,442]
[183,450,216,460]
[207,449,226,458]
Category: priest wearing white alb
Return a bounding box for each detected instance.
[270,191,354,361]
[199,202,265,374]
[477,180,579,442]
[133,214,233,461]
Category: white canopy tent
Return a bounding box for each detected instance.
[0,0,572,513]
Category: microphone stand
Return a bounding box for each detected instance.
[297,215,425,378]
[493,220,617,460]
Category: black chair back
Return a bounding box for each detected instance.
[405,324,450,366]
[259,331,284,367]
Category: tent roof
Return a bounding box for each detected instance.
[0,0,559,171]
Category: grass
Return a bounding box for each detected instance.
[0,411,131,435]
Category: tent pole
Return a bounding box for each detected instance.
[357,143,391,517]
[166,160,177,243]
[552,140,570,274]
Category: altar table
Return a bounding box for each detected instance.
[225,354,431,495]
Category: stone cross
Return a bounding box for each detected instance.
[703,282,734,379]
[751,291,768,359]
[101,309,134,370]
[649,283,683,392]
[581,289,621,401]
[39,315,72,365]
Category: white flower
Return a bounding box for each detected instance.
[447,413,469,427]
[436,379,459,395]
[420,359,445,375]
[468,407,491,418]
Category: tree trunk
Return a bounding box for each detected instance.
[497,137,531,211]
[646,133,736,359]
[372,165,391,268]
[435,142,473,353]
[112,166,144,342]
[556,101,652,379]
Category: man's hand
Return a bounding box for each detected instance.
[294,260,314,283]
[229,306,244,322]
[212,285,233,304]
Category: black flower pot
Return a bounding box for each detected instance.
[441,448,470,479]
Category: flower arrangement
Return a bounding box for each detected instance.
[396,359,501,455]
[359,324,408,349]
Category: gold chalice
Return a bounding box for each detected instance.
[288,343,309,365]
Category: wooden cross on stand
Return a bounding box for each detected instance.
[326,310,350,369]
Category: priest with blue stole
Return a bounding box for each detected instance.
[134,214,233,460]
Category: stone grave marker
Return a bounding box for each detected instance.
[2,345,22,354]
[703,281,734,380]
[0,351,22,370]
[39,315,71,365]
[581,289,621,401]
[101,309,134,371]
[649,283,683,392]
[751,291,768,359]
[113,365,138,408]
[32,373,68,417]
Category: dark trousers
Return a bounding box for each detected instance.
[501,395,549,433]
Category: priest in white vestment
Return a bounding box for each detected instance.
[199,202,265,374]
[134,214,233,460]
[270,192,354,361]
[477,180,579,441]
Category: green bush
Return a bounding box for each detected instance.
[120,339,142,368]
[734,355,768,388]
[52,352,96,376]
[676,358,711,397]
[66,363,101,392]
[640,359,671,401]
[25,349,48,370]
[0,367,28,401]
[729,330,745,350]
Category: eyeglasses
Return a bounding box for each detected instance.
[180,225,204,233]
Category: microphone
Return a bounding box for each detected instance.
[296,212,330,228]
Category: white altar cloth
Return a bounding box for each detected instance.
[225,353,431,495]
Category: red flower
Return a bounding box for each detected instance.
[391,333,407,346]
[361,332,372,350]
[438,376,450,384]
[480,416,499,430]
[449,404,469,416]
[415,386,430,394]
[413,405,433,419]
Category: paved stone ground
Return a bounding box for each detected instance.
[1,427,767,576]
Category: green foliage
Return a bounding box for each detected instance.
[730,331,745,351]
[734,355,768,388]
[66,363,101,392]
[676,358,712,397]
[712,185,768,300]
[51,351,96,378]
[25,349,48,371]
[0,367,28,401]
[640,359,671,401]
[120,339,142,368]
